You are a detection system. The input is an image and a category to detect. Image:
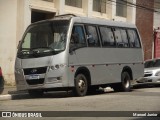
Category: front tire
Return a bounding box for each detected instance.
[73,74,88,97]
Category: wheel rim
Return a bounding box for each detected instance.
[124,76,129,88]
[78,79,86,93]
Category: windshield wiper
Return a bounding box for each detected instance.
[31,47,55,54]
[18,47,63,58]
[18,48,32,55]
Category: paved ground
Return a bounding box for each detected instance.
[0,85,160,120]
[1,86,16,95]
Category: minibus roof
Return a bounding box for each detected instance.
[30,14,136,28]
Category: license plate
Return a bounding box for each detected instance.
[27,75,39,80]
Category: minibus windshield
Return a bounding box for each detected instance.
[17,20,69,58]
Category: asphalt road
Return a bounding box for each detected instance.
[0,86,160,120]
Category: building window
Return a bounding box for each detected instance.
[93,0,106,13]
[65,0,82,8]
[116,0,127,17]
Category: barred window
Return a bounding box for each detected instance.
[93,0,106,13]
[65,0,82,8]
[116,0,127,17]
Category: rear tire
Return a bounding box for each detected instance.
[28,90,44,98]
[73,74,88,97]
[113,72,131,92]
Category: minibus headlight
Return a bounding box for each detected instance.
[50,65,60,70]
[49,64,66,70]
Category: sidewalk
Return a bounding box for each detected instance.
[1,85,17,95]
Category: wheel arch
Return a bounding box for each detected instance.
[75,66,91,86]
[122,66,133,80]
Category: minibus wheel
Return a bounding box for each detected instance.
[28,90,44,98]
[73,74,88,97]
[114,72,131,92]
[121,72,131,92]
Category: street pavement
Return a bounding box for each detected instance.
[1,86,16,95]
[0,85,160,120]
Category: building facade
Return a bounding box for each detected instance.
[0,0,136,84]
[154,0,160,29]
[136,0,154,60]
[153,0,160,58]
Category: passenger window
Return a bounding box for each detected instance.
[99,27,115,47]
[113,28,129,48]
[120,29,129,47]
[85,25,100,47]
[70,25,86,50]
[127,29,140,48]
[113,28,123,47]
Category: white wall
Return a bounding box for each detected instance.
[0,0,18,84]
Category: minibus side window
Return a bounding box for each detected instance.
[127,29,140,48]
[85,25,100,47]
[113,28,130,48]
[113,28,123,47]
[99,27,115,47]
[120,29,129,47]
[70,25,86,50]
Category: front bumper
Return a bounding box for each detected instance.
[136,76,160,84]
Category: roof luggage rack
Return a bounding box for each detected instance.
[53,14,77,20]
[55,14,76,17]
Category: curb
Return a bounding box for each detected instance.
[0,94,12,100]
[0,93,30,101]
[0,90,29,101]
[0,87,114,100]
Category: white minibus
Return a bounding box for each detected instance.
[15,14,144,97]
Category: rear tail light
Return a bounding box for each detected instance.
[0,67,2,76]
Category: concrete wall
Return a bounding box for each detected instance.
[0,0,18,85]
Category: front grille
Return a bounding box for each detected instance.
[144,74,152,77]
[23,67,47,75]
[26,78,44,85]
